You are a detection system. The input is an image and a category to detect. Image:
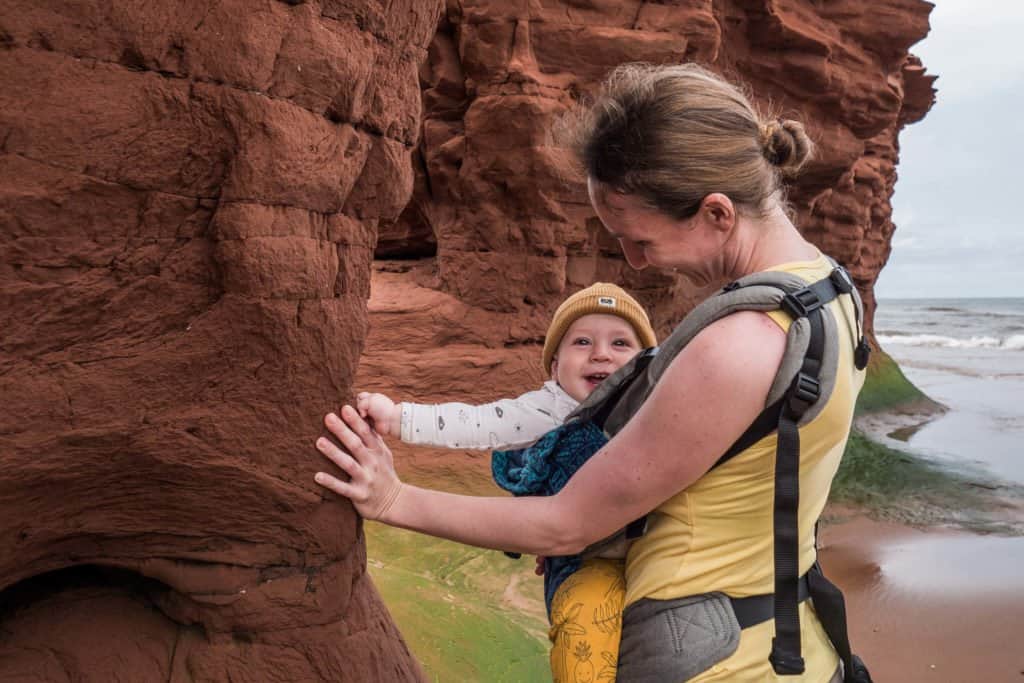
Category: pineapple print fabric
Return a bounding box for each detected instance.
[549,559,626,683]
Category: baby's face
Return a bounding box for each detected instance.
[551,314,643,402]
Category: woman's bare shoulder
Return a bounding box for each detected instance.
[665,310,787,393]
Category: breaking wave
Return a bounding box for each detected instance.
[878,333,1024,351]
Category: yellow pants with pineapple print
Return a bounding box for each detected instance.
[548,558,625,683]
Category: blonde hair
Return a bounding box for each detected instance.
[563,63,813,217]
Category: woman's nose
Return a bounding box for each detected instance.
[620,239,649,270]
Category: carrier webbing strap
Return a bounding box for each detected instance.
[770,294,826,675]
[807,563,875,683]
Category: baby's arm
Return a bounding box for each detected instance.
[395,385,570,450]
[356,392,402,435]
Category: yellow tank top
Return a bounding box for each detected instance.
[624,253,864,681]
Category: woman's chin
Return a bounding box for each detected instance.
[666,266,708,287]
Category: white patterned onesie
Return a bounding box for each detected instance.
[398,380,579,450]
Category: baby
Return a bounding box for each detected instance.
[358,283,657,683]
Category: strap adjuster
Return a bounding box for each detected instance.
[789,372,820,410]
[781,288,821,319]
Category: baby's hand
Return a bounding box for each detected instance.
[356,392,401,436]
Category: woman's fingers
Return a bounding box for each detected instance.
[324,411,373,464]
[315,436,361,477]
[316,406,402,521]
[315,471,356,498]
[340,404,382,448]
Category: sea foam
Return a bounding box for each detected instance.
[877,333,1024,350]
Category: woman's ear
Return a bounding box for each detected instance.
[699,193,736,232]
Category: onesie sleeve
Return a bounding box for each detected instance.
[399,385,570,450]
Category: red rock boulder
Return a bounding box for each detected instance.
[0,1,440,680]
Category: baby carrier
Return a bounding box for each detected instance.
[497,262,873,682]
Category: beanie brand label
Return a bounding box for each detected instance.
[598,296,616,307]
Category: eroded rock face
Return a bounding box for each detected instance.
[387,0,936,335]
[356,2,937,556]
[0,1,439,680]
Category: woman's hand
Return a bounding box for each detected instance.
[314,405,403,521]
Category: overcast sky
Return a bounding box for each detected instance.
[877,0,1024,299]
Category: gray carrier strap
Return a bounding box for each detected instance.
[570,263,863,437]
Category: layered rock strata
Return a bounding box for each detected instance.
[383,0,937,335]
[0,1,440,680]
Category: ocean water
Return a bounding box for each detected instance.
[873,298,1024,485]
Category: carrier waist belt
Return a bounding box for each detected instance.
[729,574,811,629]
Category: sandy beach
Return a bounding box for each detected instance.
[819,514,1024,682]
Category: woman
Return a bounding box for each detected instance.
[315,63,864,682]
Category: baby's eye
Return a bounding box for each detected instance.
[613,338,637,347]
[573,337,592,346]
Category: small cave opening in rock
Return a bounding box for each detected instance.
[0,564,198,680]
[374,148,439,261]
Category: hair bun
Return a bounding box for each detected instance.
[760,119,813,175]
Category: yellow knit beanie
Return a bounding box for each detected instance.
[542,283,658,373]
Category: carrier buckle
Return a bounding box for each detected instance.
[788,372,820,414]
[781,288,820,319]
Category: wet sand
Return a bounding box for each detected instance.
[818,514,1024,682]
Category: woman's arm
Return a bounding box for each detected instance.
[315,311,786,556]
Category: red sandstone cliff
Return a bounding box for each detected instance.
[0,1,439,680]
[367,0,936,405]
[0,1,935,680]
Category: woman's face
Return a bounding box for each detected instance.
[587,178,730,282]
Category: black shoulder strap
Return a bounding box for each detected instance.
[807,563,875,682]
[749,267,872,681]
[769,290,826,675]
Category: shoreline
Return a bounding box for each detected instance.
[834,343,1024,534]
[820,344,1024,680]
[818,513,1024,682]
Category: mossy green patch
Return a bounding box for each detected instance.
[831,431,1020,532]
[855,348,943,415]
